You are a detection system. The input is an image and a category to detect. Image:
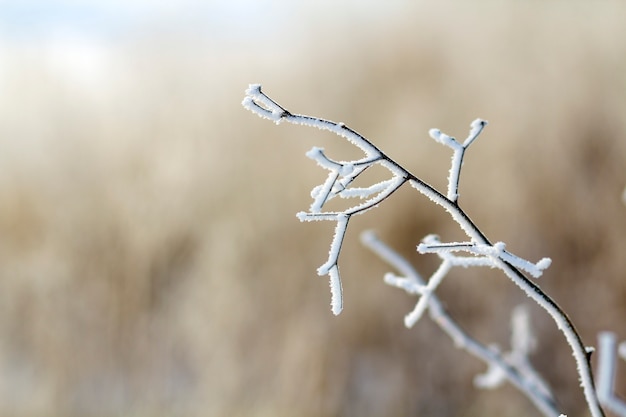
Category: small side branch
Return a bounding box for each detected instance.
[418,239,552,278]
[429,119,486,202]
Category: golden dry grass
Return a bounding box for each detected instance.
[0,2,626,416]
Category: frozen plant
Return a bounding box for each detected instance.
[242,84,610,417]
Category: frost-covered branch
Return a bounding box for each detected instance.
[242,84,605,417]
[362,231,559,417]
[596,332,626,416]
[244,84,408,315]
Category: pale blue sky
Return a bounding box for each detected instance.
[0,1,407,92]
[0,1,399,44]
[0,1,306,44]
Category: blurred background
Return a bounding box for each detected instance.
[0,1,625,416]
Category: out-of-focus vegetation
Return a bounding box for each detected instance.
[0,2,625,416]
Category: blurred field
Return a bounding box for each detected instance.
[0,2,626,416]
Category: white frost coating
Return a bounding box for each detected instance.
[304,148,383,210]
[337,164,369,188]
[418,237,499,268]
[491,255,604,417]
[421,234,440,244]
[310,171,339,213]
[245,83,261,95]
[511,305,536,356]
[418,240,551,278]
[596,332,626,416]
[361,230,424,281]
[339,179,395,199]
[407,177,481,240]
[297,212,339,222]
[597,332,616,403]
[404,260,451,328]
[289,114,379,157]
[429,120,488,202]
[383,272,423,295]
[428,128,441,141]
[308,215,349,315]
[317,215,349,276]
[446,254,493,268]
[428,129,461,149]
[475,351,507,389]
[242,84,286,124]
[498,250,551,278]
[535,258,553,271]
[417,240,473,254]
[340,163,355,177]
[328,265,343,315]
[464,119,488,147]
[476,305,551,401]
[378,158,407,178]
[306,147,351,175]
[306,147,337,169]
[429,128,459,148]
[344,176,406,216]
[447,150,463,201]
[310,184,322,199]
